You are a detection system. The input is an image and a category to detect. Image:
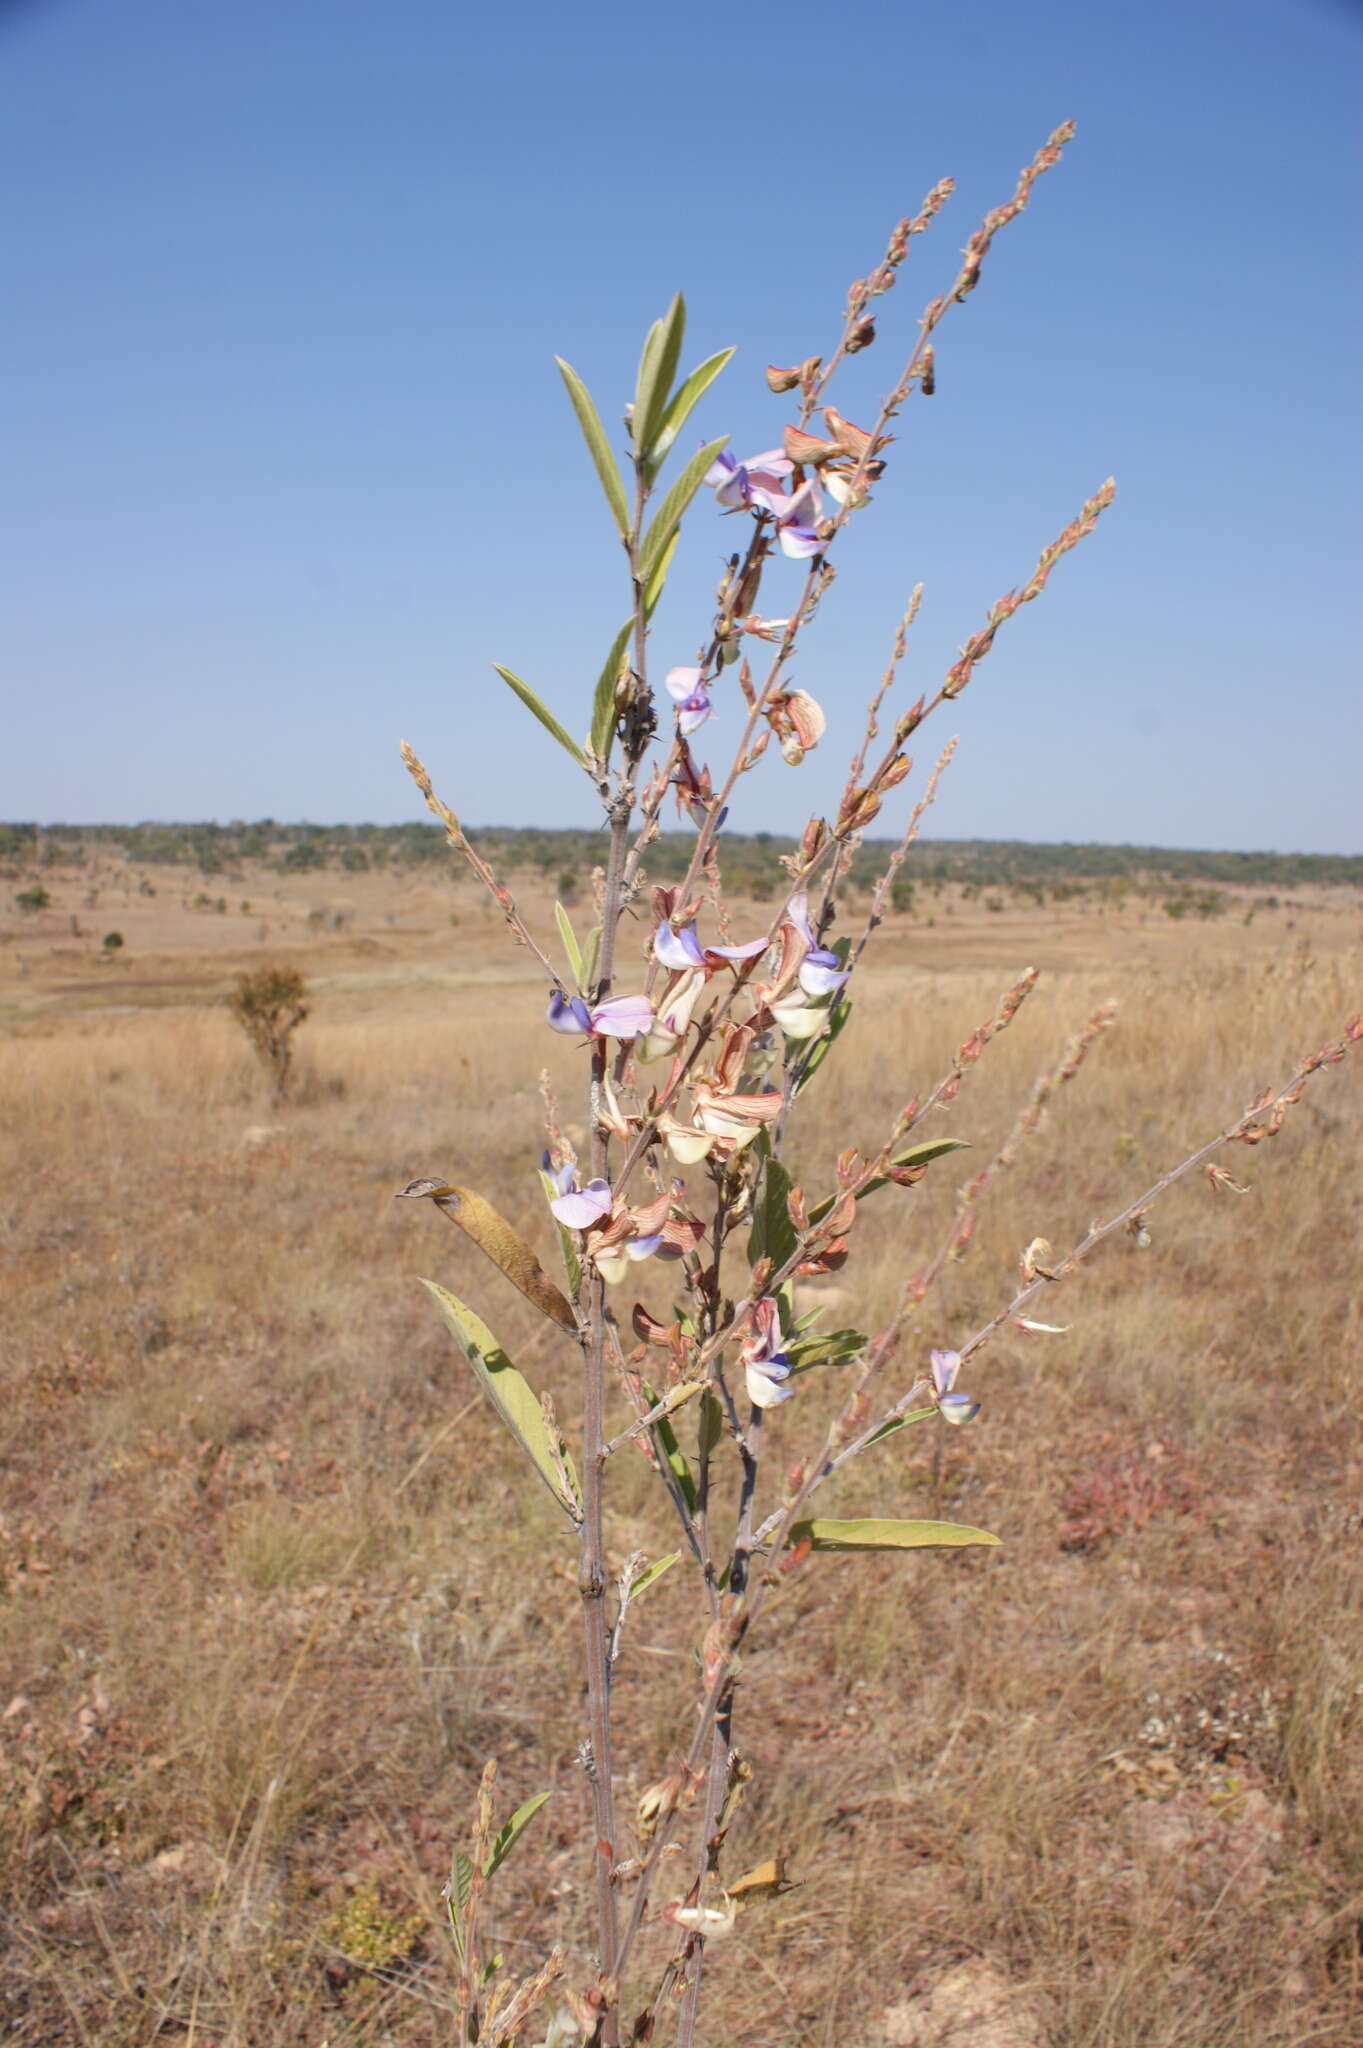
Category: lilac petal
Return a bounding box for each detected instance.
[707,937,768,962]
[715,467,749,509]
[777,522,824,560]
[746,1359,795,1409]
[787,478,824,523]
[541,1152,577,1198]
[705,449,738,488]
[929,1348,961,1395]
[798,949,850,998]
[677,694,713,737]
[785,890,815,947]
[547,990,592,1034]
[551,1178,613,1230]
[746,450,794,478]
[654,921,707,971]
[938,1392,981,1427]
[625,1233,664,1261]
[687,799,728,831]
[590,993,655,1038]
[665,666,704,703]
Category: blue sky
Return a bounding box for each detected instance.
[2,0,1359,851]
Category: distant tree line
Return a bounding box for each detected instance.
[3,820,1360,893]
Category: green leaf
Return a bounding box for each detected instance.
[640,436,729,585]
[642,1379,696,1513]
[643,529,680,617]
[493,666,587,767]
[580,924,603,991]
[420,1282,582,1524]
[648,347,736,477]
[633,293,686,463]
[697,1391,723,1463]
[748,1152,798,1277]
[789,1516,1000,1552]
[793,994,852,1095]
[631,1551,681,1602]
[537,1169,582,1297]
[554,901,583,989]
[589,620,634,765]
[786,1327,868,1374]
[867,1405,937,1446]
[810,1138,972,1224]
[483,1791,552,1880]
[555,357,631,538]
[449,1846,475,1926]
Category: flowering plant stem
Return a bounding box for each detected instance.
[396,125,1361,2048]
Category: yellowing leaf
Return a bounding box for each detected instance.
[401,1179,577,1333]
[788,1516,999,1552]
[420,1282,581,1524]
[727,1856,797,1908]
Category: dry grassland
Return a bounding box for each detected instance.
[2,853,1361,2046]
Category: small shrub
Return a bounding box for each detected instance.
[15,886,50,914]
[227,966,309,1101]
[101,932,124,956]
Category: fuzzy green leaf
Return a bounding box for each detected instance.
[554,901,584,989]
[493,666,587,767]
[697,1391,723,1463]
[420,1282,581,1524]
[640,436,729,585]
[633,294,686,463]
[631,1551,681,1602]
[748,1151,798,1277]
[589,619,634,765]
[450,1847,475,1917]
[789,1515,999,1552]
[555,357,631,538]
[648,346,736,477]
[537,1170,582,1296]
[483,1791,552,1880]
[787,1327,868,1374]
[793,991,852,1096]
[810,1138,972,1224]
[642,1378,696,1513]
[643,529,680,617]
[867,1405,938,1446]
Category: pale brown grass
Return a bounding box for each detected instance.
[1,857,1360,2044]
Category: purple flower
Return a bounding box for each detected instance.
[665,668,714,737]
[652,921,769,973]
[769,479,826,559]
[654,920,708,972]
[541,1151,577,1199]
[785,891,849,998]
[706,447,794,513]
[550,1175,614,1231]
[546,990,655,1040]
[547,990,592,1034]
[740,1297,795,1410]
[930,1347,980,1427]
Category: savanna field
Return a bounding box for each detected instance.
[2,840,1360,2047]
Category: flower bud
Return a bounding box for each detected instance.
[846,317,876,354]
[765,363,803,394]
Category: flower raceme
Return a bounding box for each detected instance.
[546,1167,701,1284]
[703,446,824,559]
